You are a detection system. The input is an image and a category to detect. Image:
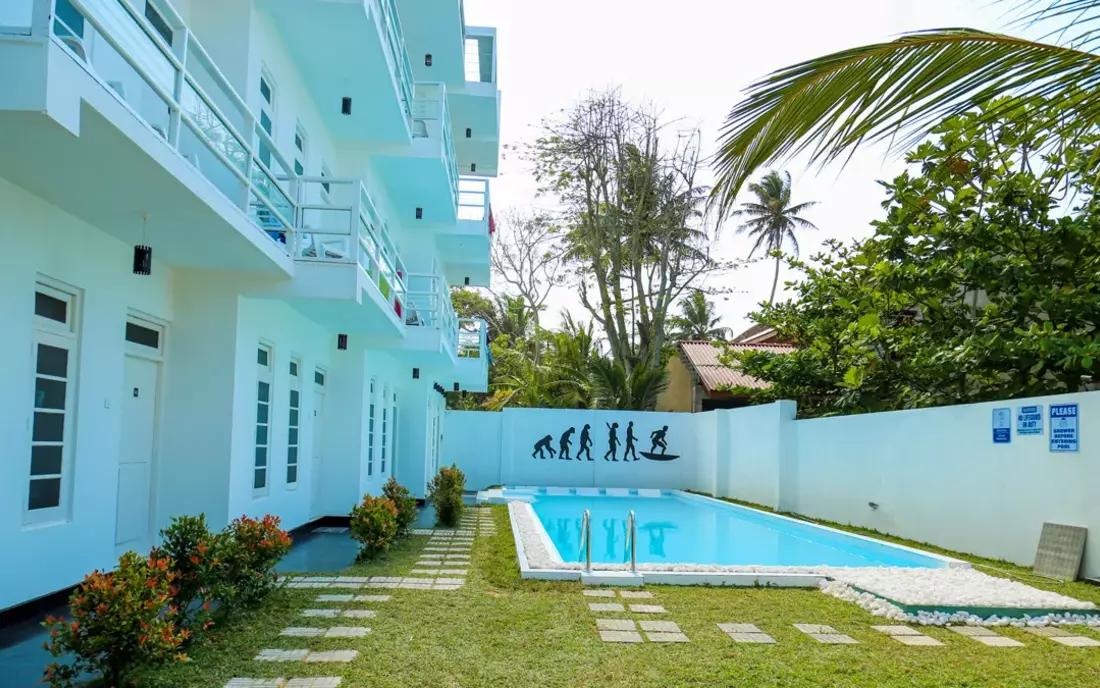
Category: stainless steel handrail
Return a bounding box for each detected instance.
[580,509,592,573]
[625,510,637,573]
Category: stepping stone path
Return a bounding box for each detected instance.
[948,626,1025,647]
[719,623,775,644]
[794,624,859,645]
[254,649,359,663]
[586,588,689,643]
[287,575,464,591]
[872,625,944,646]
[226,680,342,688]
[280,627,371,638]
[1025,627,1100,647]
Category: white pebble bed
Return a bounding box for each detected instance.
[509,502,1098,625]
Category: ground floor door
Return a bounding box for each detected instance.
[311,388,326,518]
[115,355,159,555]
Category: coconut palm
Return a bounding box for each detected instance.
[670,291,728,341]
[711,0,1100,211]
[731,171,818,304]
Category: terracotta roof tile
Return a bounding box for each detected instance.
[677,340,794,393]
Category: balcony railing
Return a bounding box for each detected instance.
[50,0,298,253]
[376,0,414,123]
[411,82,459,207]
[293,177,407,319]
[405,271,459,355]
[458,318,488,359]
[457,176,489,228]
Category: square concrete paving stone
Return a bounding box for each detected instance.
[371,577,403,583]
[362,582,399,589]
[619,590,654,599]
[440,569,468,575]
[793,624,837,634]
[809,634,860,645]
[411,569,441,575]
[316,594,354,603]
[629,604,667,614]
[597,619,637,631]
[340,610,375,618]
[353,594,391,602]
[719,623,762,634]
[646,632,690,643]
[224,680,285,688]
[895,635,945,646]
[255,649,310,662]
[584,590,616,598]
[417,560,444,566]
[433,584,463,591]
[973,636,1026,647]
[948,626,999,637]
[305,650,359,663]
[301,609,340,618]
[325,627,371,638]
[728,632,776,644]
[639,620,680,633]
[872,625,923,636]
[1051,636,1100,647]
[398,583,433,590]
[589,603,626,613]
[1024,626,1074,637]
[286,681,342,688]
[436,577,466,585]
[600,630,645,643]
[281,628,325,637]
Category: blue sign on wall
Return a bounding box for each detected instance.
[1016,405,1043,436]
[992,408,1012,444]
[1049,403,1079,453]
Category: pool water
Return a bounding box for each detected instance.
[525,491,946,568]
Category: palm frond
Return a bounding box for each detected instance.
[712,29,1100,212]
[1010,1,1100,50]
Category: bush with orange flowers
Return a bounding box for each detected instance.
[349,494,399,558]
[152,514,221,642]
[218,514,293,609]
[381,476,419,536]
[42,552,188,688]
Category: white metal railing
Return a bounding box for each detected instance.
[376,0,413,123]
[49,0,299,253]
[457,318,487,359]
[580,509,592,573]
[411,82,459,207]
[457,176,489,224]
[293,176,407,319]
[625,510,637,573]
[405,271,458,354]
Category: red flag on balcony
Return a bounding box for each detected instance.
[488,206,496,235]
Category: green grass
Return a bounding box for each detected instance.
[138,506,1100,687]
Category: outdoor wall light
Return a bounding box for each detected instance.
[470,163,476,173]
[453,383,460,392]
[413,368,420,379]
[341,97,352,115]
[465,127,471,138]
[425,54,432,66]
[132,245,152,275]
[464,277,470,286]
[337,334,348,350]
[415,207,423,220]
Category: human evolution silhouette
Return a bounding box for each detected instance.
[532,421,679,462]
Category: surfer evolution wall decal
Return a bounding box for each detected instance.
[532,421,680,462]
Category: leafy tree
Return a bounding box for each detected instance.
[730,170,818,303]
[722,97,1100,416]
[450,288,495,326]
[670,291,728,341]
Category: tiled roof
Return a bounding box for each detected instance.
[678,340,795,393]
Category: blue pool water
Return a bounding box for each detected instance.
[520,490,946,568]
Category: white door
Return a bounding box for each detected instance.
[311,389,326,517]
[115,355,158,555]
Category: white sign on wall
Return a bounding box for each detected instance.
[992,408,1011,444]
[1016,405,1043,436]
[1050,403,1079,453]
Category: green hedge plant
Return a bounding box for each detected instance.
[428,464,466,527]
[350,495,399,558]
[382,476,419,536]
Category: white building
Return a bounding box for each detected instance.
[0,0,499,611]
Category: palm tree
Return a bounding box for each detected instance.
[711,0,1100,210]
[730,171,818,304]
[671,291,728,341]
[587,358,669,411]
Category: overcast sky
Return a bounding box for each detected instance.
[462,0,1014,337]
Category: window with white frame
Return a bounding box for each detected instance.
[27,281,80,522]
[380,385,388,475]
[366,380,376,476]
[258,70,276,169]
[293,123,308,177]
[286,357,301,487]
[254,344,273,495]
[388,390,397,476]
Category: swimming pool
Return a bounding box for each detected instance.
[506,488,952,569]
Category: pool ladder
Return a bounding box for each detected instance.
[579,509,637,574]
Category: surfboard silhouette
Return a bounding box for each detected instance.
[640,451,680,462]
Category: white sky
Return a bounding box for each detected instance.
[462,0,1014,336]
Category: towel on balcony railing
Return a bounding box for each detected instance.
[488,206,496,235]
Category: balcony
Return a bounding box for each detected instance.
[438,176,492,287]
[0,0,297,272]
[454,318,490,393]
[402,271,460,361]
[396,0,466,86]
[256,0,414,143]
[370,81,459,226]
[449,26,500,177]
[265,176,409,335]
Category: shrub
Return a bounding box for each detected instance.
[152,514,220,641]
[428,464,466,527]
[218,514,292,609]
[42,552,188,688]
[382,477,418,536]
[349,495,399,558]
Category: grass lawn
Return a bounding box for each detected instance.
[138,505,1100,688]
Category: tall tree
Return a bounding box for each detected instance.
[711,0,1100,208]
[530,90,732,373]
[670,291,728,341]
[730,171,818,303]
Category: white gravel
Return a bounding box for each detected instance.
[508,501,1098,625]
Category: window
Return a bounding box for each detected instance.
[286,357,301,487]
[380,386,388,475]
[254,345,273,495]
[366,380,375,476]
[125,320,160,351]
[314,368,326,387]
[258,70,276,169]
[144,1,173,45]
[28,282,80,521]
[293,123,308,178]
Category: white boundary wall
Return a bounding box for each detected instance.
[444,392,1100,578]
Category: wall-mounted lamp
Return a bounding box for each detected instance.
[465,127,472,138]
[464,277,470,286]
[412,368,420,379]
[337,334,348,350]
[470,163,476,173]
[415,207,423,220]
[453,383,460,392]
[425,54,433,66]
[341,97,352,115]
[133,245,152,275]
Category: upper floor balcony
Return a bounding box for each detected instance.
[454,318,490,393]
[438,176,492,288]
[0,0,297,272]
[370,82,459,226]
[256,0,415,143]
